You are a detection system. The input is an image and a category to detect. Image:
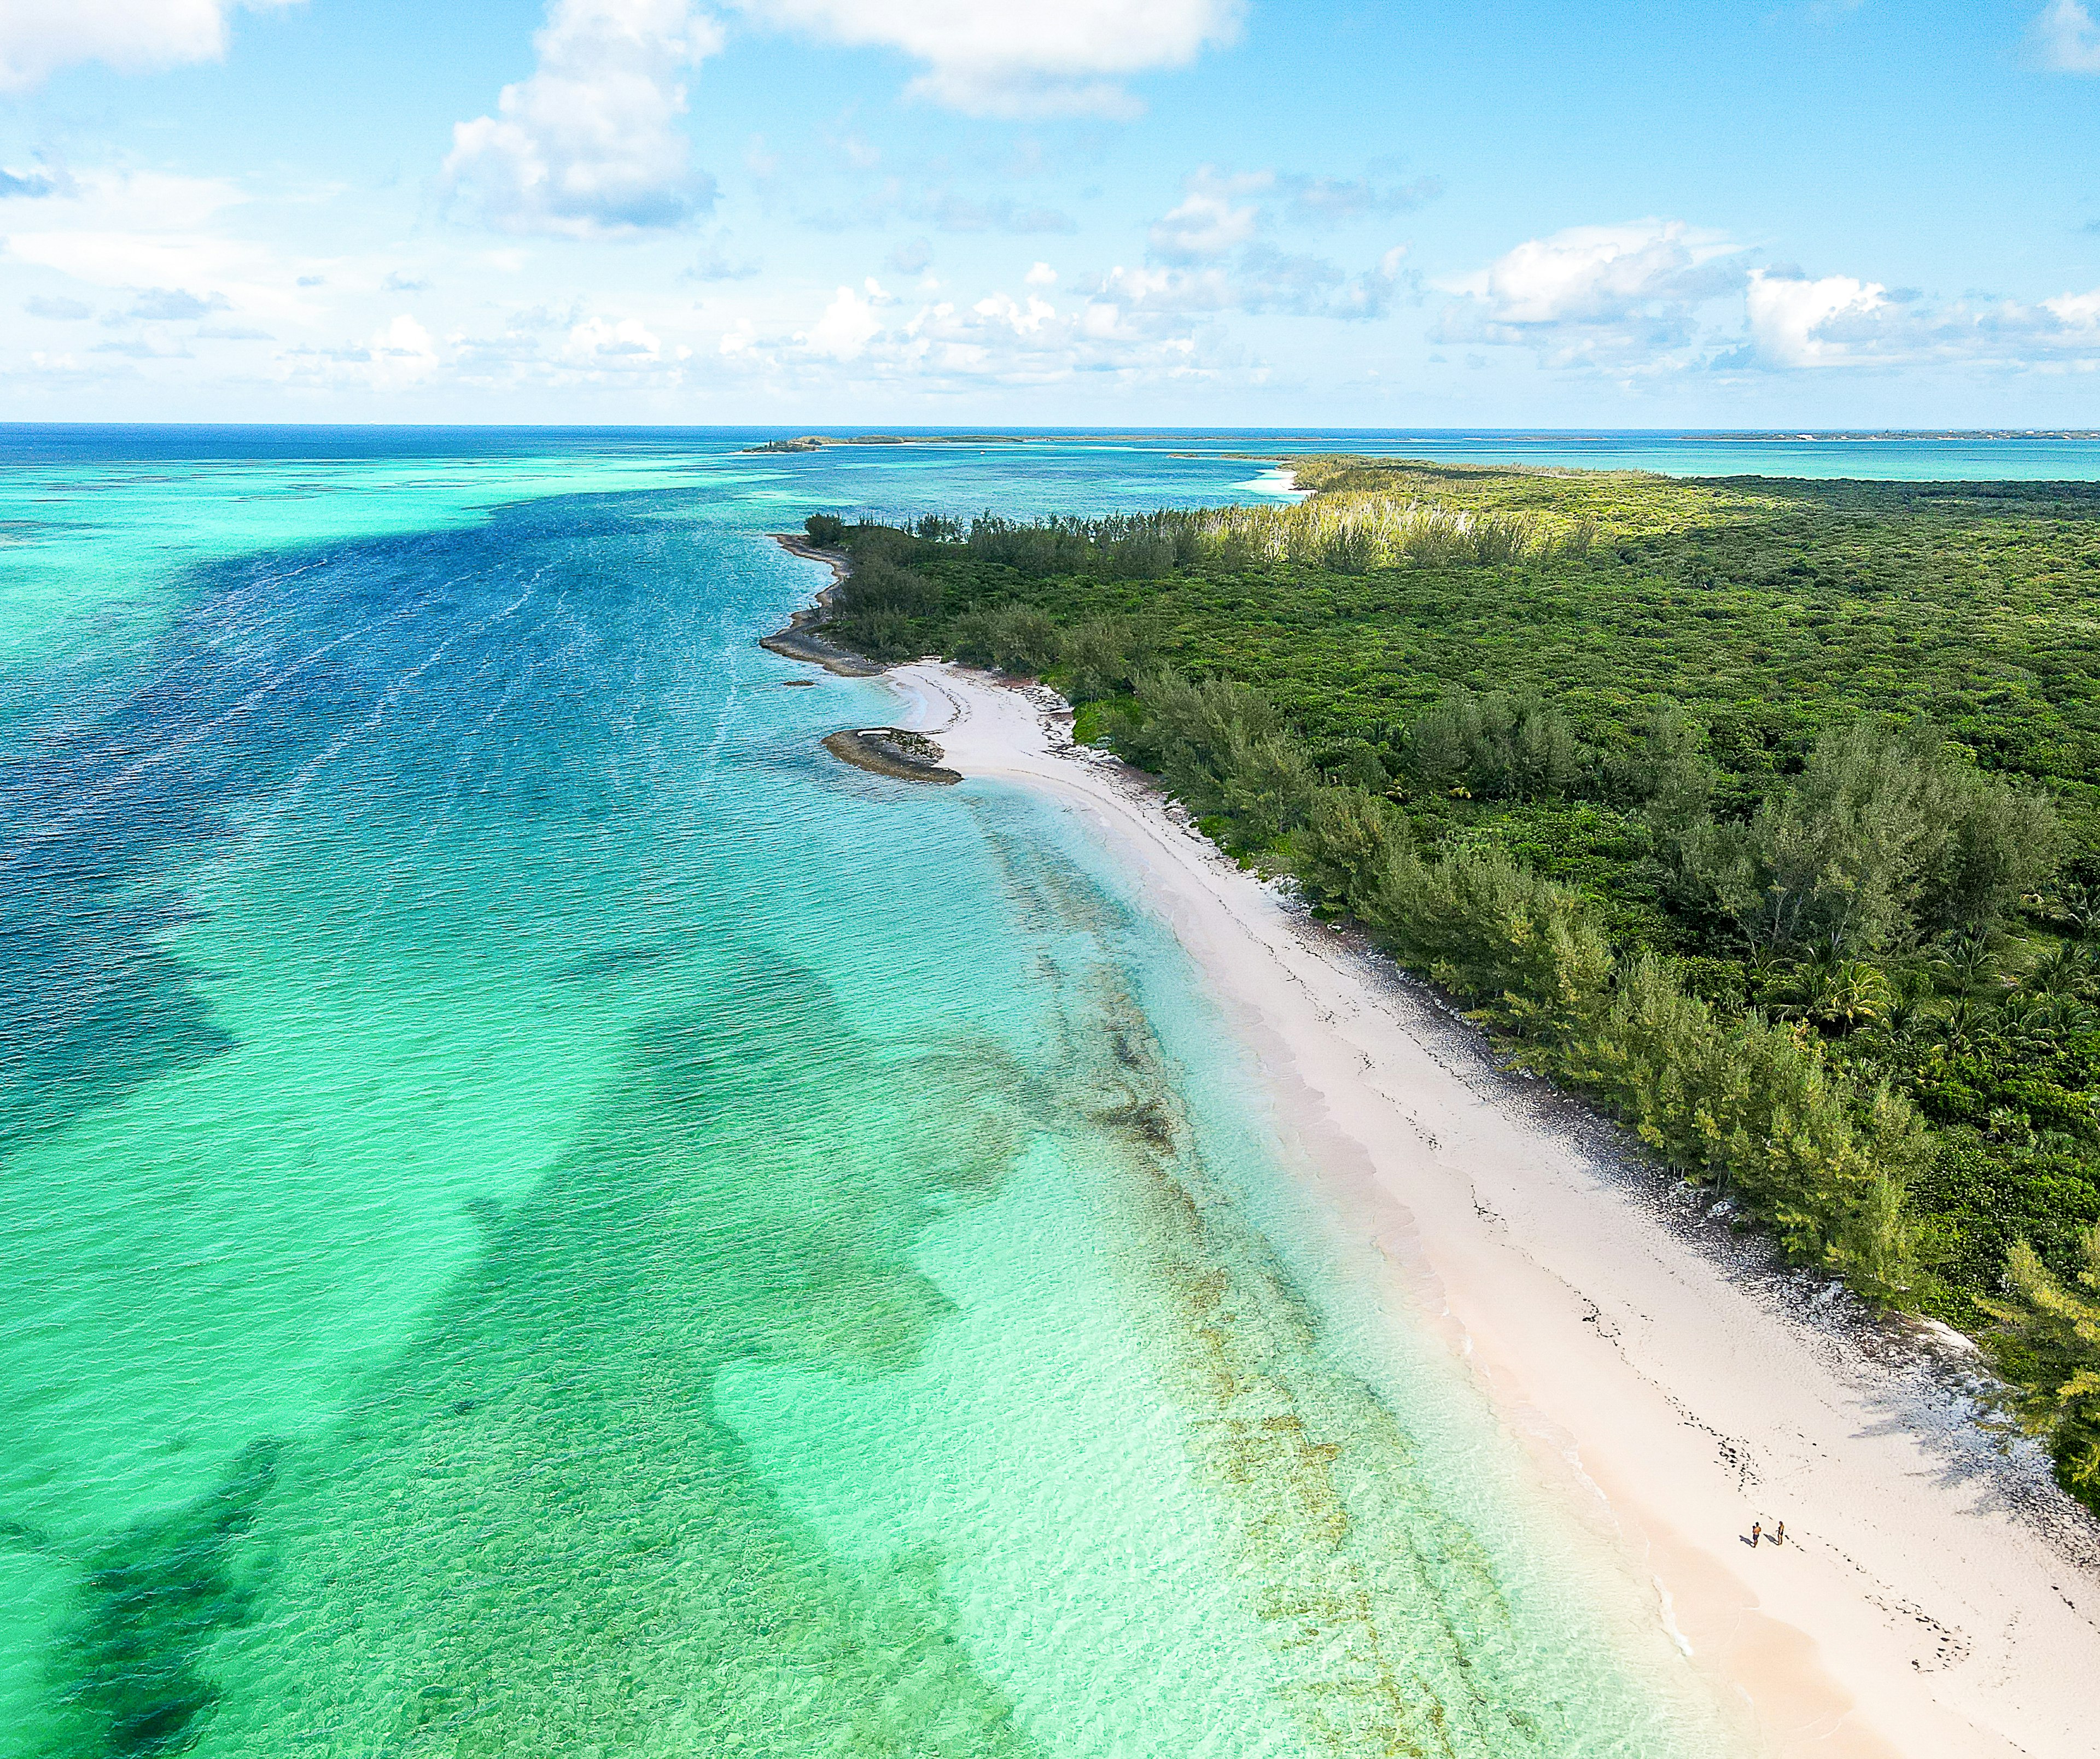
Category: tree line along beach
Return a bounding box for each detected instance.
[781,453,2100,1757]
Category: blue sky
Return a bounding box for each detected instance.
[2,0,2098,424]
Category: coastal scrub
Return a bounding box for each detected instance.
[795,467,2100,1511]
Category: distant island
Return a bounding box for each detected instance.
[744,434,1036,453]
[743,431,1342,454]
[1706,429,2100,442]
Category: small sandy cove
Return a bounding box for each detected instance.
[884,659,2100,1759]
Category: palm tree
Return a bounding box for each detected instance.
[1932,996,1987,1054]
[1769,951,1894,1035]
[2052,881,2100,942]
[2023,939,2099,999]
[1934,931,2002,998]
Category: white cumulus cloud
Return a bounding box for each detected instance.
[803,280,888,359]
[717,265,1232,392]
[369,314,439,382]
[0,0,300,93]
[1743,269,1888,367]
[1148,188,1259,264]
[727,0,1243,116]
[1442,219,1745,365]
[2045,288,2100,328]
[1731,273,2100,373]
[446,0,721,237]
[558,313,692,373]
[2034,0,2100,71]
[1443,215,2100,377]
[1452,220,1739,326]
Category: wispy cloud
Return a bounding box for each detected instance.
[1098,243,1409,324]
[1275,172,1442,225]
[726,0,1244,117]
[1142,163,1432,309]
[884,236,933,276]
[24,294,94,321]
[127,287,232,320]
[0,159,73,200]
[797,182,1078,237]
[91,336,193,359]
[1238,243,1413,320]
[0,0,301,93]
[914,192,1076,235]
[1,168,319,324]
[683,234,760,280]
[2033,0,2100,71]
[277,315,442,390]
[1148,180,1261,264]
[445,0,721,237]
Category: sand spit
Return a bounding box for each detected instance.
[759,536,886,676]
[882,658,2100,1759]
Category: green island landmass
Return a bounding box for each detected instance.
[744,434,1035,452]
[744,432,1354,454]
[798,458,2100,1513]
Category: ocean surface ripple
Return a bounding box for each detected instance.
[0,431,1787,1757]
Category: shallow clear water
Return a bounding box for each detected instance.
[0,428,1800,1756]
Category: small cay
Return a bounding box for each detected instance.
[822,727,962,785]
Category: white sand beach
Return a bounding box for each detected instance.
[885,659,2100,1759]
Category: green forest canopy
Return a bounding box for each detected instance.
[807,457,2100,1514]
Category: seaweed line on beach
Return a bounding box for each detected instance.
[759,534,888,676]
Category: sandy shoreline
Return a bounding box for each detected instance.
[758,535,884,675]
[878,658,2100,1759]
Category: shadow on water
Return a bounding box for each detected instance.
[30,950,1048,1758]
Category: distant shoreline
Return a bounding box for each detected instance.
[744,434,1039,453]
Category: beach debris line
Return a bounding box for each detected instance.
[821,727,961,785]
[759,531,886,676]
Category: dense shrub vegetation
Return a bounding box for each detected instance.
[802,458,2100,1513]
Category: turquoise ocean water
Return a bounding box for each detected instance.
[8,426,2092,1757]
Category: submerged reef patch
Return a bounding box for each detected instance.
[38,1440,279,1758]
[39,954,1047,1756]
[974,819,1590,1757]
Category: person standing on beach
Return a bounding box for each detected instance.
[1774,1522,1786,1546]
[1750,1522,1762,1546]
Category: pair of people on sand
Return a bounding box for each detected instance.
[1749,1521,1786,1547]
